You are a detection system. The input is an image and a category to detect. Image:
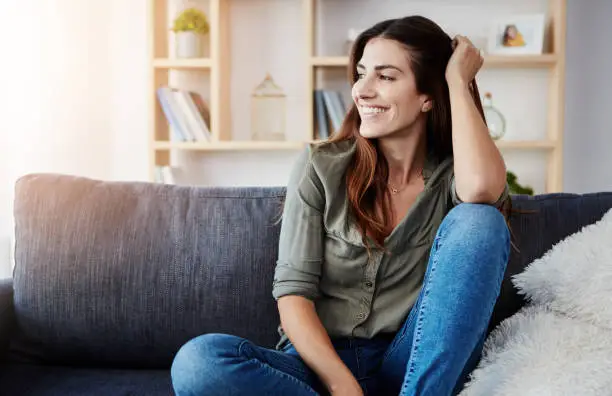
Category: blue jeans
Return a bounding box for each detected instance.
[171,203,510,396]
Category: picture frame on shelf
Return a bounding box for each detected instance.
[486,14,546,55]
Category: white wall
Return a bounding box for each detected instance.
[563,0,612,193]
[108,0,151,182]
[0,0,115,278]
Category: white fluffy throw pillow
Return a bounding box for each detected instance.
[459,305,612,396]
[512,207,612,328]
[459,207,612,396]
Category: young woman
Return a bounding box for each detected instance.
[171,15,511,396]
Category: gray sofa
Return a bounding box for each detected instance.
[0,173,611,395]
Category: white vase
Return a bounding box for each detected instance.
[176,31,202,58]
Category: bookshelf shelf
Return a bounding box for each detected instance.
[153,140,307,151]
[310,54,559,69]
[152,58,212,69]
[153,139,556,152]
[310,56,350,67]
[483,54,559,68]
[495,140,557,150]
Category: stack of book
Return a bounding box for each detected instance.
[156,86,212,142]
[314,89,348,139]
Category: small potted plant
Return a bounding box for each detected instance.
[507,171,534,195]
[172,7,210,58]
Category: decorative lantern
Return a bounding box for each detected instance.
[482,92,506,140]
[251,73,286,141]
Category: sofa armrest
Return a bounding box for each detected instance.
[0,278,14,361]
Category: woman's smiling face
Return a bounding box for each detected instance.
[351,37,431,139]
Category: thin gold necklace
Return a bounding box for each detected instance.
[388,184,406,194]
[388,168,423,195]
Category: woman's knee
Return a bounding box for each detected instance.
[443,203,509,244]
[436,203,510,280]
[171,333,244,395]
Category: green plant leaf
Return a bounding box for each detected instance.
[507,171,534,195]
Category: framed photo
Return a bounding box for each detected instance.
[487,14,546,55]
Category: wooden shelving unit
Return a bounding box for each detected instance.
[310,54,560,69]
[148,0,566,192]
[304,0,566,193]
[148,0,308,183]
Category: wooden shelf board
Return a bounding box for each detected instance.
[310,56,349,67]
[310,139,556,150]
[152,58,212,69]
[484,54,558,68]
[495,140,557,149]
[311,54,558,68]
[154,140,307,151]
[154,139,555,151]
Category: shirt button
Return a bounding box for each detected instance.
[365,281,373,288]
[356,312,366,319]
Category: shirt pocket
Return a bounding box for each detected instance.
[321,232,367,288]
[324,232,364,259]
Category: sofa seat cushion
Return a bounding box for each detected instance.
[0,364,172,395]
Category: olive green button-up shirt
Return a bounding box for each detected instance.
[272,139,508,349]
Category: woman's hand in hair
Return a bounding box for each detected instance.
[445,35,484,90]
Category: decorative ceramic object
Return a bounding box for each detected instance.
[344,28,364,55]
[176,31,202,58]
[482,92,506,140]
[251,73,286,141]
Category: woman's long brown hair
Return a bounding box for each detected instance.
[327,16,507,251]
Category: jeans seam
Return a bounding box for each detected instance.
[355,346,362,380]
[402,236,441,389]
[381,307,416,363]
[239,340,314,392]
[244,357,319,395]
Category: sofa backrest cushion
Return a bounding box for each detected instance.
[11,174,286,368]
[11,173,612,368]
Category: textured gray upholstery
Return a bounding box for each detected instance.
[10,174,285,369]
[3,173,612,395]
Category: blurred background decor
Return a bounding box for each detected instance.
[486,13,546,55]
[251,73,287,141]
[172,7,209,58]
[507,170,534,195]
[483,92,506,140]
[344,27,364,55]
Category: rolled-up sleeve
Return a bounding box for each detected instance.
[272,146,325,301]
